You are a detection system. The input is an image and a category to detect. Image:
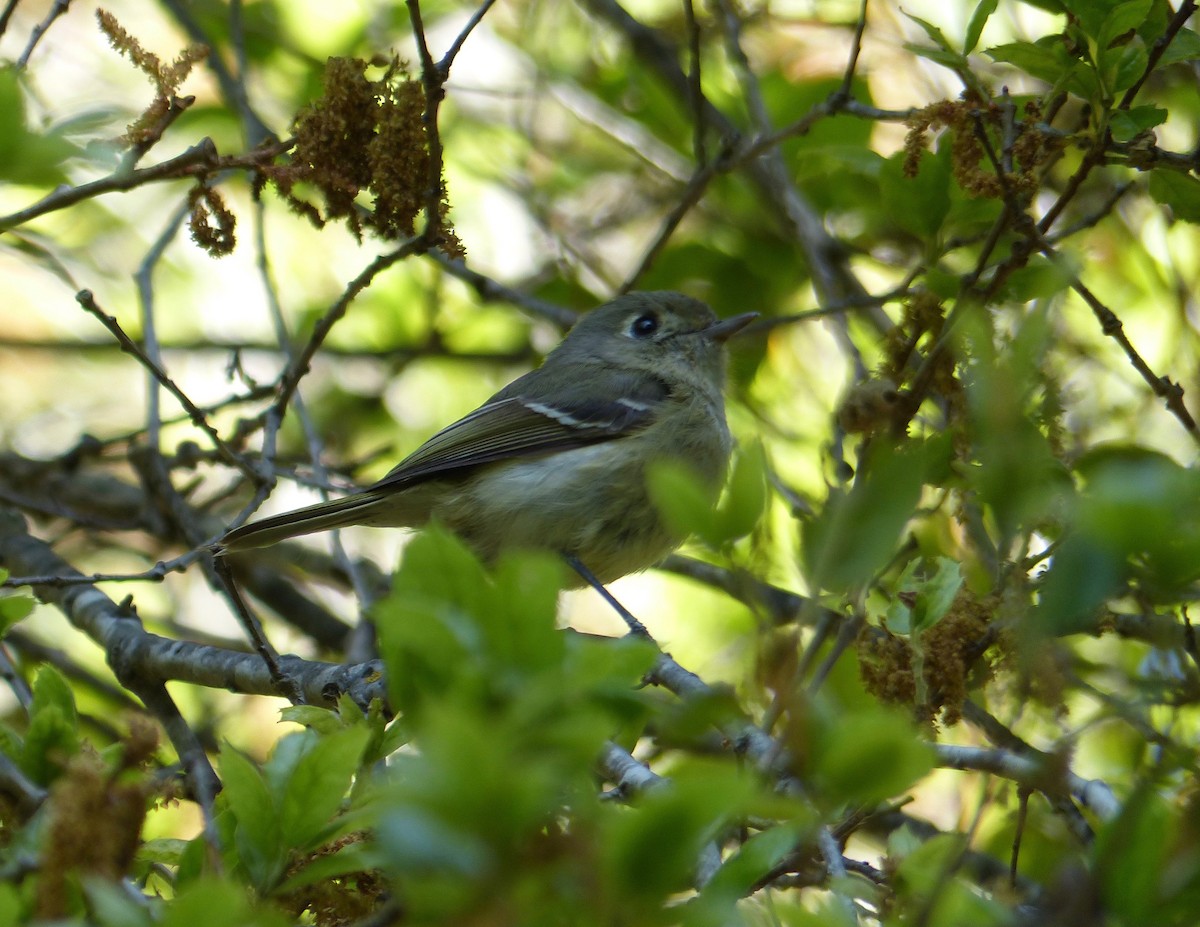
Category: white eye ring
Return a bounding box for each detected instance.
[630,313,659,338]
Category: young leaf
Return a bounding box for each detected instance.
[159,877,290,927]
[986,39,1073,84]
[803,439,943,593]
[276,725,372,851]
[1157,27,1200,67]
[712,441,768,545]
[30,664,77,722]
[0,569,33,636]
[809,705,934,806]
[881,145,952,240]
[904,11,957,53]
[1149,170,1200,223]
[1096,0,1154,54]
[22,666,81,783]
[964,0,999,54]
[908,558,964,636]
[219,748,284,891]
[646,458,722,547]
[1108,105,1166,142]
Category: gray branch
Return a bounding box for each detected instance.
[0,510,386,710]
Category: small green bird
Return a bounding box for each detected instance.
[220,291,755,584]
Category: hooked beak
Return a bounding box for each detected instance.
[704,312,759,343]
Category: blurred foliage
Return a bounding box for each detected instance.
[1,0,1200,924]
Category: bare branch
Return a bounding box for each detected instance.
[76,289,263,482]
[16,0,69,68]
[0,138,287,233]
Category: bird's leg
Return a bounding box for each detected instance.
[563,554,652,640]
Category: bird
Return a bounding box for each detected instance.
[219,291,756,585]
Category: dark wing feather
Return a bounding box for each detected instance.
[369,370,670,492]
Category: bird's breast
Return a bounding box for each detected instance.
[433,399,731,583]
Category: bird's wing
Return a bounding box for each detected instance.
[369,371,670,492]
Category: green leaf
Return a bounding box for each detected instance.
[218,748,284,891]
[375,527,492,713]
[275,726,371,850]
[1105,39,1147,93]
[136,837,190,868]
[0,884,22,927]
[0,570,33,636]
[1096,0,1153,54]
[1000,254,1076,301]
[904,43,971,74]
[376,805,492,877]
[916,559,964,633]
[881,144,952,239]
[1076,448,1200,593]
[1095,787,1171,921]
[711,441,768,545]
[964,0,999,53]
[1062,0,1120,38]
[1035,534,1123,635]
[803,438,947,593]
[1157,27,1200,67]
[490,549,568,673]
[31,664,76,722]
[274,839,383,894]
[84,878,154,927]
[1109,104,1167,142]
[889,558,964,636]
[0,67,77,187]
[1149,170,1200,223]
[810,705,934,806]
[280,704,347,734]
[375,526,576,732]
[22,666,80,783]
[986,39,1072,83]
[160,877,289,927]
[959,307,1071,542]
[987,38,1102,100]
[695,821,812,904]
[387,521,491,612]
[904,12,957,53]
[1036,449,1200,634]
[602,761,763,901]
[647,458,723,548]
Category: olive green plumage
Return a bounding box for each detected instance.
[219,291,754,584]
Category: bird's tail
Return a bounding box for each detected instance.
[218,491,389,553]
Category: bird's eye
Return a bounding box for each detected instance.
[630,313,660,338]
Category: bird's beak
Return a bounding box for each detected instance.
[704,312,759,343]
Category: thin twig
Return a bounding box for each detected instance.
[273,240,425,418]
[212,555,300,703]
[1118,0,1199,109]
[838,0,869,100]
[251,196,374,627]
[426,252,579,328]
[16,0,69,68]
[75,289,263,481]
[710,0,771,134]
[619,156,726,292]
[0,0,21,41]
[682,0,707,164]
[134,202,192,540]
[0,138,285,232]
[438,0,499,74]
[407,0,449,244]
